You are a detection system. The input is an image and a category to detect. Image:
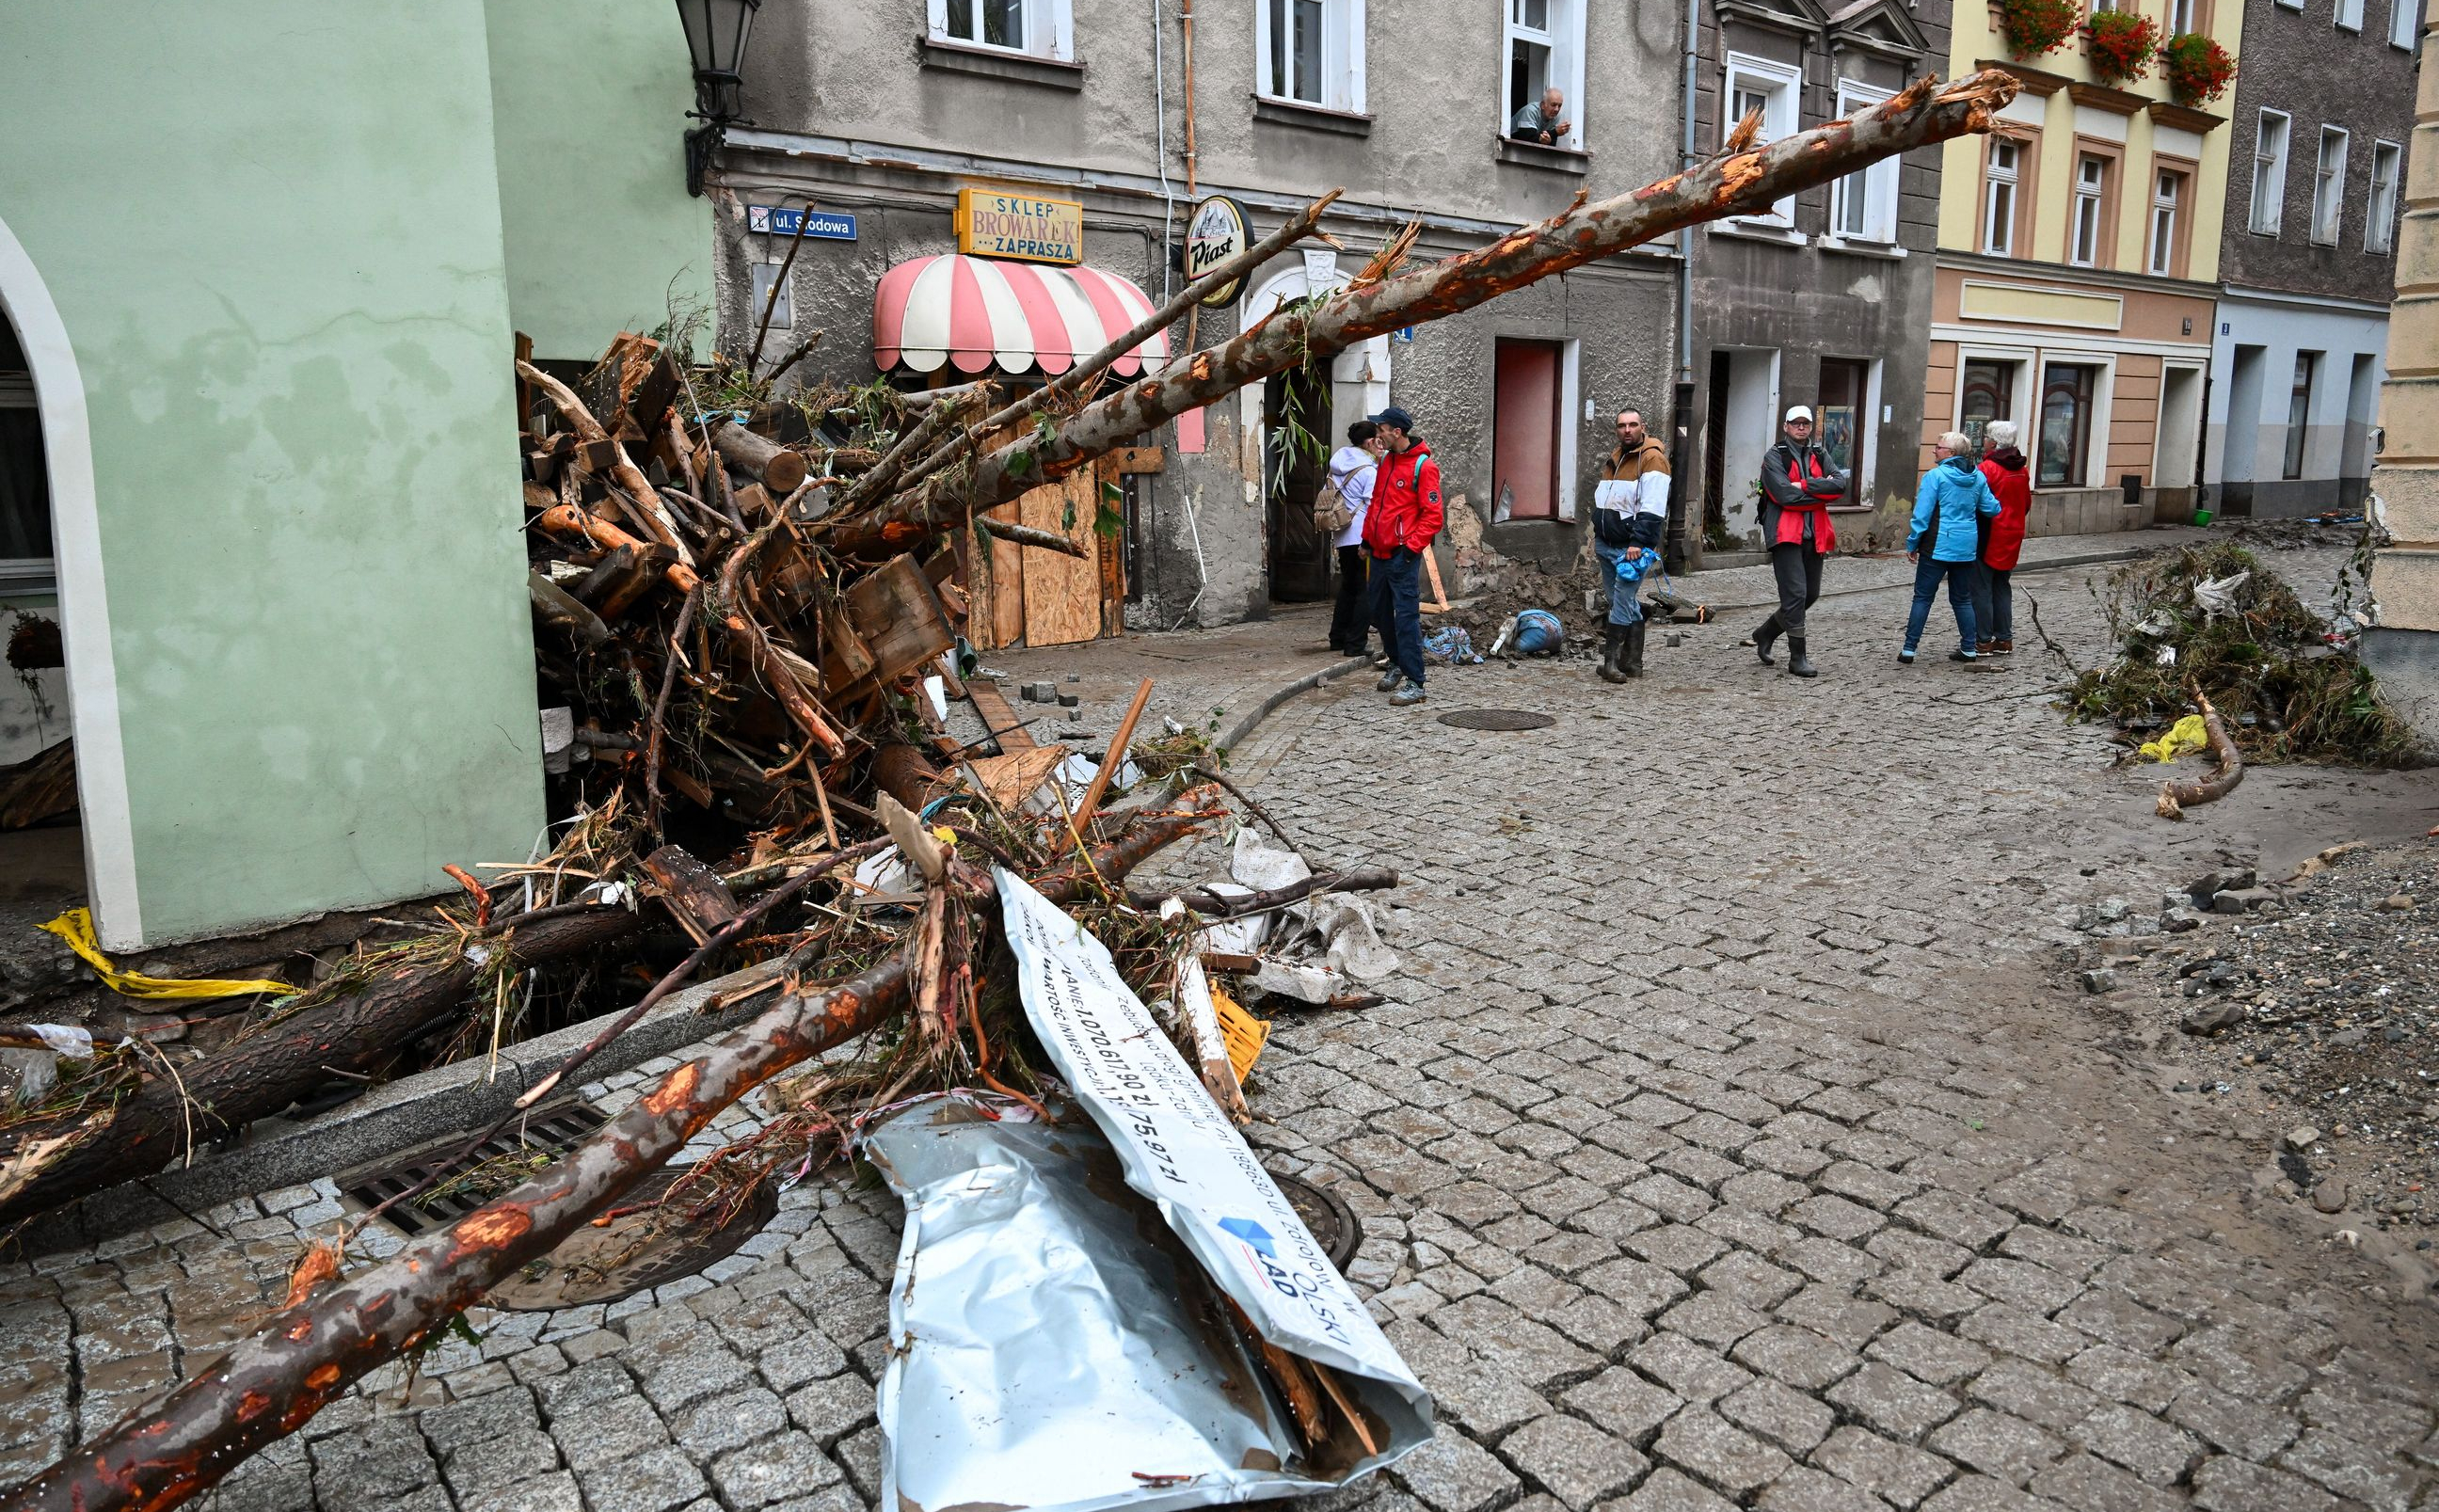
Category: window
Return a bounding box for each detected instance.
[2314,126,2350,245]
[928,0,1073,58]
[2394,0,2422,47]
[1258,0,1364,113]
[1960,358,2017,452]
[2038,362,2099,487]
[1724,54,1803,226]
[1830,81,1900,242]
[1985,137,2023,255]
[2171,0,2198,30]
[2071,153,2112,267]
[2149,168,2186,275]
[1492,340,1563,519]
[1504,0,1586,150]
[2370,140,2403,253]
[2338,0,2366,27]
[0,319,52,588]
[1817,359,1870,495]
[2285,352,2319,478]
[2252,110,2290,234]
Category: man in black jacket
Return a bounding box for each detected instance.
[1749,406,1849,678]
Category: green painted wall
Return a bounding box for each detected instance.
[485,0,718,362]
[0,0,545,945]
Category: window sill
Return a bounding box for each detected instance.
[1817,234,1908,260]
[1496,137,1589,173]
[0,562,58,597]
[1710,218,1808,247]
[917,36,1085,89]
[1251,95,1373,135]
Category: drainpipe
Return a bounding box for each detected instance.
[1152,0,1177,303]
[1666,0,1701,571]
[1181,0,1203,355]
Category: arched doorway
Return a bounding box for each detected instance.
[1241,263,1391,606]
[0,213,139,947]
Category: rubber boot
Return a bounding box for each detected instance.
[1752,617,1780,666]
[1624,621,1647,678]
[1786,636,1818,678]
[1598,625,1628,684]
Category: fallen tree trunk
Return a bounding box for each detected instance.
[6,811,1212,1512]
[827,71,2018,552]
[710,420,810,494]
[0,907,647,1228]
[2156,689,2245,820]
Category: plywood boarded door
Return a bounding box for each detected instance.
[1018,468,1103,646]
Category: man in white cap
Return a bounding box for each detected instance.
[1749,405,1849,678]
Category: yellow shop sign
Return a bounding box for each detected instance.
[956,188,1084,264]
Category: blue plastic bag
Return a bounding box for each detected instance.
[1511,610,1563,657]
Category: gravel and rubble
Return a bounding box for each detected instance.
[2074,837,2439,1234]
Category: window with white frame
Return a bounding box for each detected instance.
[2276,0,2304,12]
[2149,167,2185,274]
[1258,0,1365,113]
[2171,0,2197,30]
[2337,0,2366,28]
[1503,0,1587,149]
[2070,153,2110,267]
[2252,110,2290,234]
[1985,136,2022,255]
[2314,126,2350,244]
[1724,54,1803,226]
[1830,80,1899,241]
[2394,0,2422,47]
[928,0,1074,58]
[2370,139,2403,253]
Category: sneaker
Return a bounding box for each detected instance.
[1948,649,1977,662]
[1376,668,1403,692]
[1390,679,1428,707]
[1993,639,2015,655]
[1898,647,1917,665]
[1977,641,1998,656]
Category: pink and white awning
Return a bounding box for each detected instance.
[873,255,1170,377]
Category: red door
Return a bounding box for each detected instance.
[1493,340,1560,520]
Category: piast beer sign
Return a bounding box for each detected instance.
[956,188,1084,264]
[1187,194,1252,308]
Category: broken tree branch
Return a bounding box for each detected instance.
[2156,687,2245,820]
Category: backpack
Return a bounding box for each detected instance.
[1314,457,1368,535]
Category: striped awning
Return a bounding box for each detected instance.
[873,254,1170,377]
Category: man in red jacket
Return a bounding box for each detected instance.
[1362,406,1443,707]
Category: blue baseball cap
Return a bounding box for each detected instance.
[1368,406,1415,431]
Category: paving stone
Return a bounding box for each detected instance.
[1611,1467,1738,1511]
[1581,1257,1691,1316]
[552,1394,672,1469]
[1653,1408,1793,1497]
[1717,1378,1836,1455]
[1628,1334,1753,1405]
[1954,1304,2087,1367]
[2070,1402,2205,1487]
[1394,1424,1526,1512]
[1753,1465,1889,1512]
[1809,1424,1956,1509]
[309,1420,438,1501]
[2169,1384,2302,1460]
[1965,1359,2101,1433]
[670,1385,789,1461]
[786,1373,880,1447]
[1653,1293,1771,1351]
[1500,1412,1648,1508]
[1916,1473,2057,1511]
[1729,1326,1860,1393]
[441,1427,563,1491]
[1561,1367,1684,1441]
[458,1472,588,1512]
[2278,1426,2421,1511]
[578,1445,710,1512]
[1825,1362,1964,1443]
[2064,1345,2190,1414]
[711,1431,844,1509]
[1698,1252,1803,1312]
[1924,1407,2064,1487]
[2027,1454,2180,1512]
[2189,1454,2343,1512]
[1868,1320,1994,1387]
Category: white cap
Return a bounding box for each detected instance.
[1784,406,1814,423]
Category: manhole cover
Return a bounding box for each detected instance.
[486,1166,779,1311]
[1268,1171,1363,1272]
[1438,708,1555,731]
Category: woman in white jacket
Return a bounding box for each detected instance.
[1327,421,1386,657]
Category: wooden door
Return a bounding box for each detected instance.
[1017,467,1103,646]
[1493,339,1560,520]
[1264,368,1332,602]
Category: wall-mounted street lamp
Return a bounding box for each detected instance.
[676,0,762,197]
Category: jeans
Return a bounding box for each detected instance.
[1980,566,2012,642]
[1760,545,1825,639]
[1594,541,1646,628]
[1367,548,1425,686]
[1905,555,1980,653]
[1331,546,1370,653]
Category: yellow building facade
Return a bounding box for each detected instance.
[1923,3,2241,529]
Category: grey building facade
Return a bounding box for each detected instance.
[708,0,1681,637]
[1683,0,1949,561]
[2205,0,2415,517]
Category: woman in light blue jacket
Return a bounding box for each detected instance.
[1901,432,2001,664]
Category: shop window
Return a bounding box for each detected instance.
[2285,351,2319,479]
[1259,0,1365,113]
[2252,110,2290,235]
[2313,126,2351,245]
[930,0,1074,58]
[2070,152,2112,268]
[1816,358,1869,497]
[1505,0,1586,149]
[2038,362,2099,488]
[2149,167,2187,276]
[1724,54,1802,226]
[1959,358,2017,453]
[2395,0,2422,47]
[1985,136,2025,256]
[1830,81,1899,242]
[2370,140,2403,253]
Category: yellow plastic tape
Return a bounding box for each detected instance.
[2139,713,2210,763]
[1211,982,1269,1084]
[38,909,295,1002]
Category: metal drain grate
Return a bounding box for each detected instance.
[1438,708,1556,731]
[341,1102,608,1236]
[1268,1171,1363,1272]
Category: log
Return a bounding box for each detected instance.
[641,845,741,944]
[6,813,1217,1512]
[827,71,2018,553]
[518,360,695,566]
[2156,689,2245,820]
[0,906,647,1228]
[1126,866,1400,917]
[534,504,700,595]
[710,421,810,494]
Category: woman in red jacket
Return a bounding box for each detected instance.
[1973,420,2032,654]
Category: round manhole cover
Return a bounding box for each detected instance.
[1268,1171,1363,1272]
[486,1167,777,1311]
[1438,708,1555,731]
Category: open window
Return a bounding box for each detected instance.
[1828,80,1899,244]
[927,0,1075,59]
[1723,53,1803,229]
[1504,0,1587,150]
[1257,0,1365,114]
[2313,126,2351,246]
[2370,140,2403,254]
[2252,110,2290,235]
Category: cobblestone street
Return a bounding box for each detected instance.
[7,552,2439,1512]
